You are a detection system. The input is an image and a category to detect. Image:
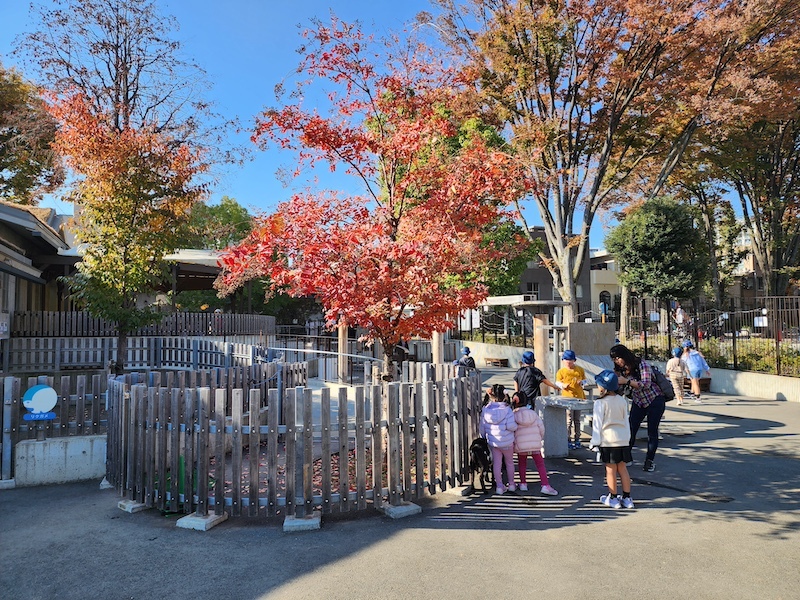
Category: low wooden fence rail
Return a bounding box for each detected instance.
[105,371,482,519]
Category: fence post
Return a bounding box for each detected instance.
[730,297,738,370]
[54,338,61,371]
[2,377,17,481]
[192,339,199,371]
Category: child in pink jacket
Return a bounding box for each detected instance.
[511,391,558,496]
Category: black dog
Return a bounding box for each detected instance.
[462,437,494,495]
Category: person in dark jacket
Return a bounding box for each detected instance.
[513,350,562,406]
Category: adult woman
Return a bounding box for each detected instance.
[681,340,710,403]
[609,343,667,472]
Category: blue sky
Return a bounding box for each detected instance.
[1,0,607,248]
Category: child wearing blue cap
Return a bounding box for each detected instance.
[513,350,561,406]
[590,370,634,509]
[556,349,589,449]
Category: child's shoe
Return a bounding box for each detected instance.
[619,496,635,509]
[567,441,576,450]
[600,494,621,509]
[643,459,655,472]
[507,483,516,492]
[541,485,558,496]
[518,484,528,491]
[495,486,506,495]
[573,441,582,449]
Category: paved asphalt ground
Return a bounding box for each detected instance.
[2,367,800,600]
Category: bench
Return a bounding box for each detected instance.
[684,377,711,393]
[484,357,509,367]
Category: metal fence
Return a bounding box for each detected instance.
[451,296,800,378]
[615,296,800,377]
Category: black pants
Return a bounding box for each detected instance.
[629,395,666,462]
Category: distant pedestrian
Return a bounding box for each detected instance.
[454,346,476,377]
[666,347,689,406]
[590,370,634,509]
[556,349,589,449]
[513,350,563,406]
[610,343,667,472]
[511,391,558,496]
[681,340,710,403]
[480,384,518,495]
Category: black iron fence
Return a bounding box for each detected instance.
[452,296,800,378]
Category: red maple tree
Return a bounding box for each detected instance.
[217,18,532,373]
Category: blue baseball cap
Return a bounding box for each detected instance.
[521,351,535,364]
[562,349,576,361]
[673,347,682,358]
[595,369,619,392]
[683,340,694,348]
[461,347,471,355]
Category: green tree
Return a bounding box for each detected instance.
[482,219,542,296]
[0,63,63,204]
[605,198,709,300]
[179,196,253,250]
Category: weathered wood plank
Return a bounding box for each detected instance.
[320,387,332,514]
[231,388,243,517]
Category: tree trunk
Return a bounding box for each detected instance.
[115,329,128,375]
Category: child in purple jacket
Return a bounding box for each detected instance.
[480,384,518,494]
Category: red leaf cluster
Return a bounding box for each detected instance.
[220,17,534,354]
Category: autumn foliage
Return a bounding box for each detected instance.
[217,18,532,361]
[49,92,206,369]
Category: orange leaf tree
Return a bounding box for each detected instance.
[49,93,206,372]
[427,0,800,321]
[217,18,532,373]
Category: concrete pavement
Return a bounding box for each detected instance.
[2,367,799,599]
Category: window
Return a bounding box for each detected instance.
[525,282,539,300]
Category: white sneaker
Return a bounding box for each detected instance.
[496,486,506,495]
[620,496,635,509]
[541,485,558,496]
[507,484,516,492]
[600,494,621,509]
[519,484,528,491]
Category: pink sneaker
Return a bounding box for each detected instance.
[519,484,528,491]
[495,486,506,495]
[541,485,558,496]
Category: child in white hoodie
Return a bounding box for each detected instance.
[590,370,634,509]
[480,384,518,494]
[511,391,558,495]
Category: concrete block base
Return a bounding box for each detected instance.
[176,512,228,531]
[118,499,148,513]
[0,479,16,490]
[283,510,322,532]
[379,501,422,519]
[14,435,107,487]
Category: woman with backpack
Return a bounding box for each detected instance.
[610,343,667,473]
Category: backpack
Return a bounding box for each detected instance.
[650,364,675,402]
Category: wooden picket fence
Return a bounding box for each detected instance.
[4,336,276,373]
[0,362,307,484]
[11,311,276,338]
[104,370,482,519]
[1,373,109,481]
